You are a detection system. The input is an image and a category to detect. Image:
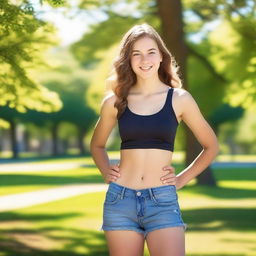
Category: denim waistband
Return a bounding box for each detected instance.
[108,182,176,199]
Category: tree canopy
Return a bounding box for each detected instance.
[0,0,62,113]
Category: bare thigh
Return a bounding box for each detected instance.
[146,227,185,256]
[104,230,145,256]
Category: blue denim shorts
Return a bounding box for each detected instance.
[100,182,188,238]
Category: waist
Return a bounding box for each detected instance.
[120,148,172,165]
[115,148,173,189]
[115,171,170,189]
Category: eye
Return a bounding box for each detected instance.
[149,52,156,54]
[132,53,140,56]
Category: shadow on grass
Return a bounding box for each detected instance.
[212,167,256,181]
[186,254,247,256]
[174,164,256,182]
[180,184,256,199]
[0,207,255,255]
[0,211,108,256]
[0,211,82,222]
[0,174,104,187]
[0,231,108,256]
[181,208,256,232]
[0,154,90,164]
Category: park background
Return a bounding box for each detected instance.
[0,0,255,255]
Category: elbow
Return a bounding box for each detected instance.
[203,138,220,157]
[90,140,106,153]
[210,139,220,158]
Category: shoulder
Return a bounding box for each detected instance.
[100,92,118,118]
[172,87,200,117]
[173,88,196,105]
[102,91,118,105]
[172,87,189,98]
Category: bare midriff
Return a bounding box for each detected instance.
[115,148,173,189]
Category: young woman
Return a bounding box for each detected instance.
[90,23,219,256]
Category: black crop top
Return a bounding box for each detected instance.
[118,87,179,152]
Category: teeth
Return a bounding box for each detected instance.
[140,66,152,70]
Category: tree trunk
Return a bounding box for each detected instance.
[9,120,18,159]
[23,128,31,152]
[78,129,86,155]
[156,0,187,89]
[51,123,59,156]
[62,139,69,155]
[157,0,216,186]
[38,133,45,155]
[0,129,3,152]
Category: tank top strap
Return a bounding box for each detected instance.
[162,87,173,112]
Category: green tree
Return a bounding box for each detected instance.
[0,106,20,158]
[41,79,98,156]
[0,0,62,112]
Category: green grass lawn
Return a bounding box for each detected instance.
[0,156,255,255]
[0,168,102,196]
[0,156,100,196]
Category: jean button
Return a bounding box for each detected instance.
[136,191,141,196]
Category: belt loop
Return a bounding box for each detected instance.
[149,188,154,200]
[120,187,125,199]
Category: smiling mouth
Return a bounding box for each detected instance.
[140,66,153,71]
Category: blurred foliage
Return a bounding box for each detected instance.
[78,0,156,14]
[183,0,256,109]
[234,109,256,153]
[83,43,120,113]
[187,55,224,117]
[41,0,67,6]
[208,21,256,110]
[0,0,62,113]
[41,79,97,129]
[0,46,98,156]
[70,12,140,68]
[25,47,98,131]
[219,110,256,154]
[34,47,99,149]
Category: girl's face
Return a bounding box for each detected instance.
[130,36,162,79]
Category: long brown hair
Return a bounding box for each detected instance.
[108,23,182,119]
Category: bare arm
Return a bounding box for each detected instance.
[89,93,120,183]
[175,90,219,189]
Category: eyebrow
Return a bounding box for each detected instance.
[132,48,157,52]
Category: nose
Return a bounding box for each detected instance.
[141,54,150,63]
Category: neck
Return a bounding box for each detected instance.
[132,76,166,95]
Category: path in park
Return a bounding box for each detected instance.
[0,160,255,212]
[0,162,82,173]
[0,183,108,212]
[0,160,109,212]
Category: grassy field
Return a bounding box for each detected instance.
[0,168,101,196]
[0,155,255,255]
